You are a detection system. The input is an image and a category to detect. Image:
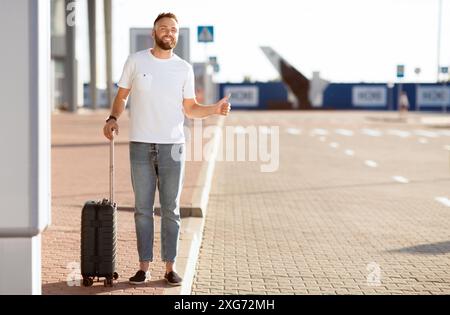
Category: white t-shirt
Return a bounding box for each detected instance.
[117,49,196,144]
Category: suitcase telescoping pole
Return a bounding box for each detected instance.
[110,132,114,205]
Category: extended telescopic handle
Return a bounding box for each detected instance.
[109,132,115,205]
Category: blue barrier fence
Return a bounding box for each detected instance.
[323,83,450,112]
[83,81,449,112]
[219,82,288,110]
[219,82,450,111]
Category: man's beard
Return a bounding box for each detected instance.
[155,34,177,50]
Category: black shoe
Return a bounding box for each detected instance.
[129,270,150,285]
[164,271,183,286]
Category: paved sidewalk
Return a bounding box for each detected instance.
[42,109,218,295]
[192,110,450,295]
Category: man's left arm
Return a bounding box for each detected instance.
[183,95,231,119]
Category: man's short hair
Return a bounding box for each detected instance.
[154,12,178,26]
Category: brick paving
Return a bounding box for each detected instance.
[192,110,450,295]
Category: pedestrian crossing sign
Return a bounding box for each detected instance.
[396,64,405,78]
[198,26,214,43]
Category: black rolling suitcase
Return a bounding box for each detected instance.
[81,136,119,287]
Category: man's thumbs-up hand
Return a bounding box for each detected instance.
[215,94,231,116]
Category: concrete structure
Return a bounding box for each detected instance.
[193,62,218,106]
[0,0,51,294]
[51,0,113,112]
[260,46,315,110]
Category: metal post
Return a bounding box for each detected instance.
[104,0,113,108]
[65,0,77,112]
[398,82,403,113]
[110,137,114,204]
[437,0,442,83]
[445,70,449,113]
[444,80,447,113]
[416,83,420,112]
[387,82,394,111]
[88,0,97,109]
[414,67,421,112]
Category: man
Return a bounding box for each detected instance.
[398,91,409,120]
[103,12,231,286]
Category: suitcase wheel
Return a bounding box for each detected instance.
[113,272,119,280]
[104,277,113,287]
[82,277,94,287]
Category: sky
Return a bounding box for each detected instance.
[75,0,450,86]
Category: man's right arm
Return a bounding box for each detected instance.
[110,87,131,119]
[103,87,131,140]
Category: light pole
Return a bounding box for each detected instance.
[442,66,449,113]
[88,0,97,110]
[437,0,443,83]
[104,0,113,109]
[387,82,394,111]
[396,64,405,113]
[414,67,421,112]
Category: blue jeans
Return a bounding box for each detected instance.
[129,142,185,263]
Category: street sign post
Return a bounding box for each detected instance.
[397,64,405,78]
[198,26,214,62]
[209,56,219,73]
[397,65,405,111]
[415,68,421,111]
[197,26,214,43]
[440,66,449,113]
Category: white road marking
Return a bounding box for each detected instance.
[438,130,450,137]
[233,126,247,134]
[335,129,354,136]
[286,128,301,135]
[345,149,355,156]
[444,145,450,151]
[259,126,272,134]
[365,160,378,168]
[388,130,411,138]
[392,176,409,184]
[435,197,450,207]
[311,128,329,136]
[414,130,439,138]
[329,142,339,149]
[418,138,429,144]
[361,128,383,137]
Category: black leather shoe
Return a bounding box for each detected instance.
[164,271,182,286]
[129,270,150,285]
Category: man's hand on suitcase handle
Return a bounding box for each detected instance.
[103,120,119,141]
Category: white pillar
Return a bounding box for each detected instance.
[0,0,51,295]
[0,236,42,295]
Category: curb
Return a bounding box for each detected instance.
[420,116,450,128]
